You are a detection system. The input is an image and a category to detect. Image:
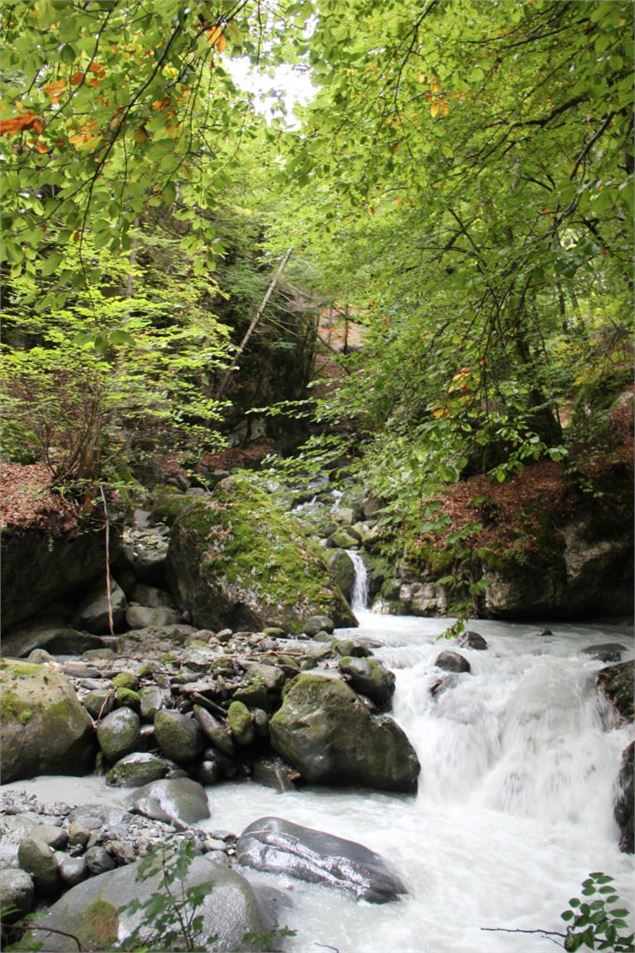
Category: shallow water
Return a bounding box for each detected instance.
[4,611,634,952]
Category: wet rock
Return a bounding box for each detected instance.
[327,529,359,550]
[96,707,141,762]
[0,659,95,783]
[139,684,166,721]
[154,710,203,763]
[197,759,222,785]
[0,868,34,921]
[333,639,373,658]
[32,855,275,953]
[17,837,60,896]
[270,674,420,792]
[458,630,488,651]
[125,606,182,629]
[233,663,286,713]
[435,650,471,674]
[83,846,116,877]
[227,701,255,746]
[2,618,105,658]
[327,550,356,602]
[116,624,196,658]
[73,579,127,634]
[127,778,210,827]
[304,615,335,636]
[237,816,407,903]
[193,705,235,755]
[83,689,115,719]
[597,660,634,722]
[251,757,299,792]
[615,741,634,853]
[106,752,169,787]
[581,643,626,663]
[338,656,395,708]
[56,854,88,887]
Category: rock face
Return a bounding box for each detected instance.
[29,854,275,952]
[165,479,356,634]
[0,659,94,782]
[597,661,634,722]
[615,742,634,853]
[236,816,407,903]
[270,674,420,792]
[1,521,121,633]
[127,778,210,827]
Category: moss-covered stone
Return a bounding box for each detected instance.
[165,477,357,635]
[154,709,203,763]
[96,707,141,763]
[227,700,255,746]
[0,659,95,783]
[338,656,395,709]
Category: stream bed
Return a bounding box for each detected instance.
[4,611,634,952]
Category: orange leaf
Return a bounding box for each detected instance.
[43,79,66,97]
[215,33,227,54]
[207,25,223,45]
[70,71,85,85]
[0,113,40,135]
[87,79,101,88]
[32,118,45,134]
[87,62,106,76]
[152,98,170,110]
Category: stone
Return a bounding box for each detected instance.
[615,742,634,853]
[327,550,356,601]
[17,837,60,896]
[227,701,255,746]
[192,705,235,755]
[129,549,168,587]
[116,624,197,658]
[270,674,420,792]
[0,815,49,866]
[0,868,34,922]
[139,685,165,721]
[154,710,203,763]
[597,661,634,722]
[251,757,299,792]
[0,659,95,783]
[96,708,141,763]
[458,631,488,651]
[84,846,116,876]
[57,854,88,887]
[233,664,286,713]
[83,690,115,719]
[127,778,210,827]
[338,656,396,708]
[165,481,357,635]
[361,493,383,520]
[130,584,175,608]
[333,639,373,658]
[31,855,275,952]
[236,816,407,903]
[106,752,169,787]
[327,529,359,549]
[82,648,116,662]
[2,618,105,658]
[197,759,222,785]
[125,606,182,629]
[581,643,626,663]
[304,615,335,636]
[73,579,127,634]
[435,650,471,674]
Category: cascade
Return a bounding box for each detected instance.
[346,548,369,611]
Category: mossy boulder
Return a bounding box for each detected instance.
[154,710,203,764]
[338,656,395,709]
[165,478,357,635]
[0,659,95,782]
[327,550,356,601]
[227,700,255,746]
[106,752,169,787]
[597,660,634,722]
[96,708,141,763]
[269,674,420,792]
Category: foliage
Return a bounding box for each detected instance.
[561,873,634,952]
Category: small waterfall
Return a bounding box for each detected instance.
[347,549,369,610]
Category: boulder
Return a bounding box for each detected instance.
[597,661,634,722]
[270,674,420,792]
[327,529,359,550]
[435,650,471,674]
[1,618,104,658]
[129,584,175,608]
[581,643,626,663]
[0,815,63,867]
[57,855,88,887]
[0,659,95,783]
[106,752,169,787]
[0,868,34,922]
[84,846,116,876]
[228,701,255,746]
[17,837,60,896]
[304,615,335,636]
[338,656,395,708]
[125,605,182,629]
[165,479,356,635]
[615,742,634,853]
[83,690,115,719]
[127,778,210,827]
[233,663,286,713]
[28,854,275,952]
[236,816,407,903]
[251,757,300,792]
[327,550,356,601]
[96,708,141,763]
[73,579,127,634]
[154,710,203,764]
[193,706,235,755]
[458,631,488,651]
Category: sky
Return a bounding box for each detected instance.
[226,57,315,127]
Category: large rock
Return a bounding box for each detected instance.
[106,752,169,787]
[0,868,34,922]
[125,605,182,629]
[1,517,121,633]
[615,742,634,853]
[1,618,104,658]
[597,661,634,722]
[269,674,420,792]
[0,659,95,782]
[96,708,141,763]
[165,478,356,635]
[338,656,395,708]
[237,816,407,903]
[154,710,203,763]
[127,778,210,827]
[435,650,471,674]
[27,853,277,952]
[327,550,356,602]
[73,579,127,634]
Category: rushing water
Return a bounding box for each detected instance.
[346,549,370,611]
[4,610,634,952]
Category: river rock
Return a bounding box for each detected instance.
[106,752,169,787]
[1,618,105,658]
[57,854,88,887]
[17,837,60,896]
[165,480,356,635]
[597,660,634,722]
[125,605,182,629]
[233,663,286,712]
[130,583,175,608]
[304,615,335,636]
[251,757,300,792]
[236,816,407,903]
[435,650,471,674]
[458,631,488,651]
[154,710,203,763]
[270,674,420,792]
[84,846,116,876]
[327,529,359,549]
[139,684,166,721]
[83,689,115,719]
[581,643,626,663]
[0,659,95,783]
[327,550,356,601]
[193,705,235,755]
[96,707,141,762]
[615,741,634,853]
[73,578,127,634]
[127,778,210,827]
[0,868,34,921]
[227,701,255,746]
[338,656,395,708]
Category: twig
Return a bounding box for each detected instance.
[98,484,115,637]
[315,945,341,953]
[18,925,83,951]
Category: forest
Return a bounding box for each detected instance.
[0,2,633,952]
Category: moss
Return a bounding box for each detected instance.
[18,708,34,725]
[81,899,118,947]
[112,672,138,690]
[0,659,42,678]
[115,687,141,708]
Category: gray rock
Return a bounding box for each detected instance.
[84,846,116,876]
[197,759,222,785]
[130,584,175,608]
[435,650,471,674]
[31,854,275,952]
[1,618,105,658]
[233,664,286,713]
[82,648,116,662]
[327,550,356,601]
[154,710,203,763]
[458,630,488,651]
[17,837,60,896]
[304,615,335,636]
[333,639,373,658]
[83,689,115,719]
[338,656,395,708]
[0,867,34,921]
[270,674,420,792]
[106,752,169,787]
[116,624,197,659]
[597,661,634,722]
[56,854,87,887]
[96,707,141,762]
[127,778,210,827]
[193,705,235,755]
[581,643,626,663]
[615,741,634,853]
[125,606,182,629]
[251,757,299,792]
[237,816,407,903]
[139,684,165,721]
[73,579,127,634]
[130,549,168,587]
